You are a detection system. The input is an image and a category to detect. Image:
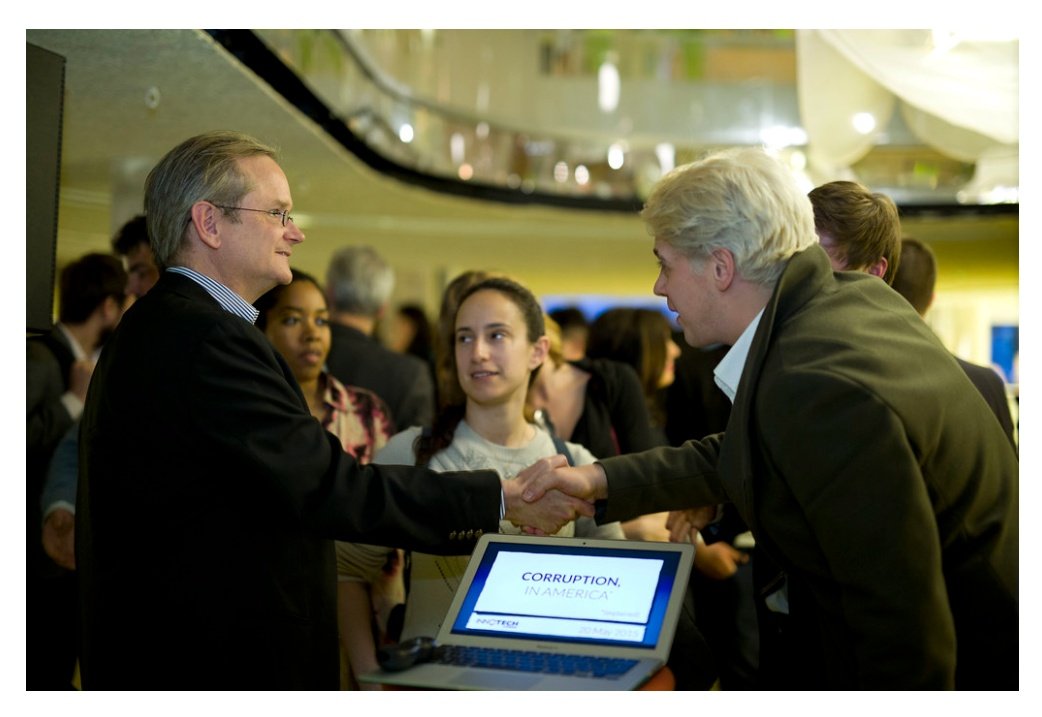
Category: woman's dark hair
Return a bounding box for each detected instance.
[415,275,545,465]
[253,269,324,331]
[397,303,434,361]
[586,307,672,421]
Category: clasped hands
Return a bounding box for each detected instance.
[502,455,607,534]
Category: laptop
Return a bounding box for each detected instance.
[359,533,694,691]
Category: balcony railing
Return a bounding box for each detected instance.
[209,29,1017,216]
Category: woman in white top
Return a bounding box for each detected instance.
[337,276,624,685]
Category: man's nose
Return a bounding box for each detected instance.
[285,219,305,244]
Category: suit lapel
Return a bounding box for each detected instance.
[716,246,834,536]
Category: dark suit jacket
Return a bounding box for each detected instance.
[597,245,1018,689]
[956,356,1016,450]
[326,323,434,431]
[27,328,75,470]
[77,273,500,689]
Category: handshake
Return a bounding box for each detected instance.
[500,455,609,535]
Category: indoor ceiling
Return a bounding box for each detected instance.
[26,29,1018,309]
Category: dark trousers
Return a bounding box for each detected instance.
[692,559,760,689]
[26,569,78,690]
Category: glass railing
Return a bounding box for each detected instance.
[211,29,1014,214]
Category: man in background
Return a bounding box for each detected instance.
[40,215,160,573]
[809,180,901,284]
[809,183,1015,449]
[111,213,160,299]
[325,245,434,430]
[891,237,1016,448]
[27,252,128,689]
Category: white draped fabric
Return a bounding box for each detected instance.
[796,29,1019,198]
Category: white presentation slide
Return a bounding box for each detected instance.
[473,552,663,624]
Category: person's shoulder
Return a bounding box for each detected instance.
[332,326,425,373]
[580,356,637,382]
[328,373,384,403]
[563,438,597,466]
[329,322,367,344]
[374,426,424,464]
[134,273,229,326]
[26,332,61,362]
[379,344,429,377]
[140,287,268,363]
[580,357,643,402]
[528,424,593,465]
[373,347,432,394]
[955,357,1005,388]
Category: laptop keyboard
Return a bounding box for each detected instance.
[435,645,638,680]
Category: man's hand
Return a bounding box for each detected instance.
[515,458,608,505]
[503,456,601,534]
[665,507,717,544]
[693,538,748,580]
[621,512,671,542]
[42,508,75,570]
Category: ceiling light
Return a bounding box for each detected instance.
[450,132,465,165]
[655,143,675,173]
[852,113,876,134]
[598,57,620,113]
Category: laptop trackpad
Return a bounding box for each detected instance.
[450,670,542,690]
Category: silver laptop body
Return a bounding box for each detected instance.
[359,533,694,691]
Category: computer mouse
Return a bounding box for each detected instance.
[376,636,438,671]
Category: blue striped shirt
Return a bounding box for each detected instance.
[167,266,260,324]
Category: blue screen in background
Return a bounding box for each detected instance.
[990,324,1018,383]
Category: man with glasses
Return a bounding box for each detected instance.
[76,131,592,689]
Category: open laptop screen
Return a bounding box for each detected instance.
[447,540,683,650]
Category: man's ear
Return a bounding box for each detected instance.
[100,295,123,325]
[867,257,888,279]
[710,248,737,291]
[190,201,221,250]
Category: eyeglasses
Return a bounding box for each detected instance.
[211,204,295,227]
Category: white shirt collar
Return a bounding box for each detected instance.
[55,322,89,362]
[713,309,765,404]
